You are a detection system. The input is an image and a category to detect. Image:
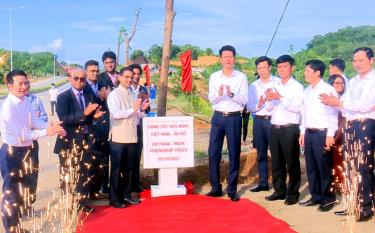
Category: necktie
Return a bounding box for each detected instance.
[77,92,85,111]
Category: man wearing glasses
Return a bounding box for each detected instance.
[0,70,65,233]
[53,69,105,213]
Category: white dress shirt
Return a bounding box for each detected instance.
[300,79,338,136]
[87,80,99,97]
[49,88,59,101]
[208,69,248,112]
[341,69,375,121]
[0,93,48,146]
[271,77,304,125]
[107,85,144,120]
[247,76,280,115]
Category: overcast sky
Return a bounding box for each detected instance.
[0,0,374,65]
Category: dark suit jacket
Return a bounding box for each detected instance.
[53,87,96,154]
[83,82,110,143]
[98,72,118,91]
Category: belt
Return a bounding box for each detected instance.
[255,115,272,120]
[214,111,241,116]
[306,128,327,133]
[5,144,33,151]
[272,123,297,129]
[348,118,375,124]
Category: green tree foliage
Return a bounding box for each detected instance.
[205,48,214,56]
[130,49,145,60]
[148,44,163,64]
[0,50,58,84]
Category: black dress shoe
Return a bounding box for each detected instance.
[299,198,321,207]
[81,206,95,213]
[265,192,286,201]
[228,194,240,202]
[124,196,140,205]
[357,213,373,222]
[334,209,348,216]
[110,201,126,209]
[206,190,224,197]
[250,185,269,192]
[284,198,299,205]
[318,203,335,212]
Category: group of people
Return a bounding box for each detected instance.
[0,51,152,233]
[207,45,375,222]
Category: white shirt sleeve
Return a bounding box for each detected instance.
[107,92,135,119]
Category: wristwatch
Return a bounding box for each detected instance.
[229,92,234,98]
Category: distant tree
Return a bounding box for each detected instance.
[123,8,141,66]
[148,44,163,64]
[130,49,145,60]
[205,48,214,56]
[170,44,181,59]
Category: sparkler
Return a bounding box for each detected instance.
[338,121,374,233]
[3,140,92,233]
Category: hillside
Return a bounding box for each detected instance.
[306,25,375,61]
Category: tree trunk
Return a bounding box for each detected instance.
[125,37,130,66]
[157,0,176,116]
[124,9,140,67]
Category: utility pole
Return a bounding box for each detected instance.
[0,6,24,71]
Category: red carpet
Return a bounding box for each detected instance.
[77,195,296,233]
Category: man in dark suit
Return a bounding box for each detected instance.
[83,60,111,198]
[54,69,105,212]
[129,63,151,193]
[98,51,119,90]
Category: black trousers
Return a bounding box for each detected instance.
[344,119,375,216]
[109,142,137,204]
[208,111,242,195]
[270,124,301,200]
[24,141,39,204]
[0,144,37,232]
[304,129,335,204]
[90,140,110,195]
[58,142,93,206]
[253,116,272,187]
[50,101,56,115]
[130,124,143,191]
[242,111,250,142]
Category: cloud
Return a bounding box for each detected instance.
[71,17,126,34]
[104,17,125,23]
[49,38,63,50]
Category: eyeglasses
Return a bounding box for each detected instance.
[73,76,86,82]
[13,81,30,87]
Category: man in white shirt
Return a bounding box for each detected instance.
[48,83,59,116]
[107,67,149,208]
[207,45,248,202]
[298,60,338,212]
[265,55,304,205]
[129,63,150,193]
[321,47,375,221]
[0,70,65,233]
[247,56,279,192]
[329,58,349,86]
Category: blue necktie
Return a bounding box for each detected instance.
[77,92,84,111]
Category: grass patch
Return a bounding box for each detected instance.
[168,94,213,120]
